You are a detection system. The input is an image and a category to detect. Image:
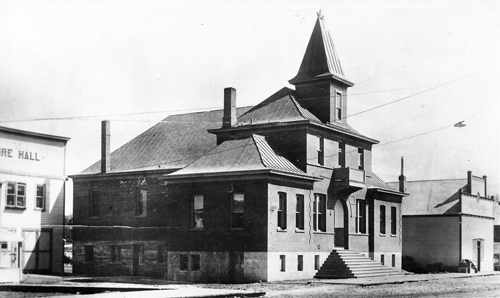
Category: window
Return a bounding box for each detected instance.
[277,192,287,230]
[233,253,244,268]
[180,254,188,270]
[231,193,244,229]
[6,182,26,208]
[336,92,342,121]
[280,255,286,272]
[338,142,345,167]
[35,184,45,210]
[191,254,201,271]
[381,254,385,265]
[358,148,364,170]
[138,245,144,264]
[380,205,386,235]
[296,195,304,230]
[84,245,94,262]
[356,200,366,234]
[313,194,326,232]
[392,254,396,267]
[192,195,204,228]
[89,190,100,217]
[391,206,397,235]
[317,136,324,165]
[135,189,147,217]
[158,245,164,263]
[110,245,121,262]
[314,255,320,270]
[298,255,303,271]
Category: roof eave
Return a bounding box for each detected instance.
[368,187,408,197]
[310,122,379,144]
[289,72,354,87]
[163,168,320,182]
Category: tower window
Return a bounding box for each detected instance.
[336,93,342,121]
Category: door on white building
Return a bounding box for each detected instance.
[23,229,52,273]
[473,239,484,272]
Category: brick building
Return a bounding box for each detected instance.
[389,171,495,272]
[0,126,69,279]
[71,12,406,282]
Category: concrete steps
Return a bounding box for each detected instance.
[315,250,404,279]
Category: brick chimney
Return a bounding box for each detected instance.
[398,156,406,193]
[101,120,110,173]
[222,87,237,128]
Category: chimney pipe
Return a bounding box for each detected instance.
[101,120,110,173]
[467,170,472,194]
[222,87,237,128]
[483,175,487,198]
[398,156,406,193]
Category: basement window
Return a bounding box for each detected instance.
[298,255,303,271]
[84,245,94,263]
[280,255,286,272]
[191,254,201,271]
[314,255,320,270]
[180,254,188,270]
[110,245,121,262]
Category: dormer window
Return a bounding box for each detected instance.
[336,92,342,121]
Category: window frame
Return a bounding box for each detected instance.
[313,194,326,232]
[158,245,165,264]
[180,254,189,271]
[277,192,287,231]
[110,245,121,263]
[6,182,26,209]
[356,199,366,234]
[314,255,320,270]
[358,148,364,170]
[135,188,147,217]
[335,92,342,121]
[280,255,286,272]
[35,184,46,210]
[317,136,324,166]
[298,255,303,271]
[380,205,386,235]
[338,142,345,167]
[295,194,305,231]
[84,245,94,263]
[192,194,204,229]
[231,193,244,229]
[191,254,201,271]
[391,206,397,235]
[89,190,100,217]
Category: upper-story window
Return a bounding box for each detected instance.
[336,92,342,121]
[338,142,345,167]
[296,194,305,230]
[35,184,46,210]
[313,194,326,232]
[6,182,26,208]
[89,190,100,217]
[317,136,324,166]
[356,199,366,234]
[358,148,364,170]
[135,189,147,217]
[277,192,287,230]
[231,193,244,229]
[192,194,204,228]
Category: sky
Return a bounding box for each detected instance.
[1,0,499,215]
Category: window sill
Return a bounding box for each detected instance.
[295,229,305,233]
[277,229,287,233]
[379,234,387,237]
[34,208,46,212]
[5,206,26,210]
[189,228,205,231]
[390,234,397,237]
[313,231,334,235]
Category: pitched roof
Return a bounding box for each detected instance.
[238,87,321,125]
[289,12,353,86]
[80,107,252,174]
[387,179,467,215]
[367,172,399,193]
[165,134,315,180]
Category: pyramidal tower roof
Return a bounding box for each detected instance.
[289,11,354,87]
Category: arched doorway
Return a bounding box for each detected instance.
[334,199,348,249]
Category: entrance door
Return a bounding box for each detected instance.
[132,245,140,276]
[231,253,244,283]
[474,239,484,272]
[334,200,346,248]
[22,229,52,273]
